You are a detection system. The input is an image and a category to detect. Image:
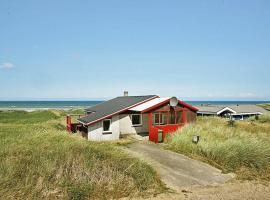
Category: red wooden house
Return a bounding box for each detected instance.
[67,93,198,143]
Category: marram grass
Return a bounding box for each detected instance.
[0,110,164,199]
[165,117,270,180]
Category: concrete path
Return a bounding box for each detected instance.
[125,142,234,189]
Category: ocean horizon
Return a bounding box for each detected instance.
[0,100,269,110]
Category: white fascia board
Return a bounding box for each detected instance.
[129,97,170,112]
[217,107,237,115]
[231,112,262,116]
[197,111,218,114]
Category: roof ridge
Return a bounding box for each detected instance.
[116,95,157,98]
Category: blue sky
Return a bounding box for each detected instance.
[0,0,270,100]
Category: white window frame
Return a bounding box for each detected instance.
[102,119,111,133]
[131,114,142,126]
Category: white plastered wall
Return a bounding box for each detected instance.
[87,115,120,141]
[119,113,149,134]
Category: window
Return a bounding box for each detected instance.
[169,111,176,124]
[176,111,183,124]
[131,114,142,126]
[154,113,160,125]
[160,113,166,125]
[102,119,111,132]
[153,113,166,125]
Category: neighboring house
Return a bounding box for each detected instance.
[67,93,198,143]
[196,104,269,120]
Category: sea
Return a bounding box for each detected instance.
[0,101,269,110]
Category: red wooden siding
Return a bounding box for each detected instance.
[148,102,196,143]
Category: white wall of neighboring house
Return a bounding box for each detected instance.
[119,113,148,134]
[88,115,120,141]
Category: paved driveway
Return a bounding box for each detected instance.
[126,142,233,189]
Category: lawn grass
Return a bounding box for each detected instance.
[164,117,270,181]
[0,110,164,199]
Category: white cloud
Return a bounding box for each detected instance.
[0,62,15,69]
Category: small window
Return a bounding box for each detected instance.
[153,112,167,125]
[131,114,142,126]
[154,113,160,125]
[176,111,183,124]
[160,113,166,125]
[169,111,176,124]
[103,119,111,132]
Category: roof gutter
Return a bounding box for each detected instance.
[231,112,263,116]
[197,111,218,114]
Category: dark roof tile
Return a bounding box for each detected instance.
[78,95,157,125]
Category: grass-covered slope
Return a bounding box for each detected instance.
[258,103,270,110]
[0,110,164,199]
[248,114,270,123]
[165,117,270,180]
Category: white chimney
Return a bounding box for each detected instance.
[124,91,128,96]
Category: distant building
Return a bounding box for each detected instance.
[67,92,198,142]
[196,104,269,120]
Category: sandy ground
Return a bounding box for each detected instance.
[130,181,270,200]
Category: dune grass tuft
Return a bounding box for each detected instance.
[165,117,270,180]
[257,103,270,110]
[0,111,164,199]
[248,114,270,123]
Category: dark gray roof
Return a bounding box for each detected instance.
[196,105,269,115]
[230,105,269,114]
[196,105,225,114]
[78,95,157,125]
